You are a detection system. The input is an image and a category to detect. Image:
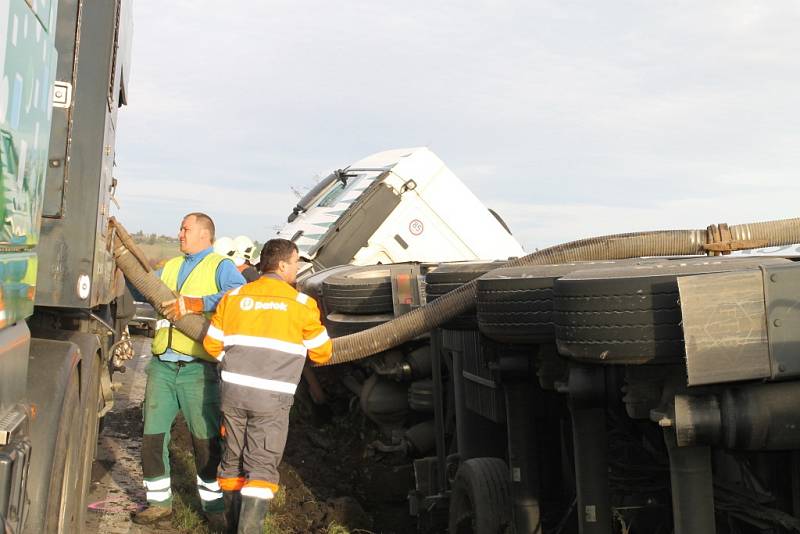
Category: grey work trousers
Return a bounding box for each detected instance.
[219,399,292,487]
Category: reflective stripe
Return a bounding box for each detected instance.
[296,292,309,305]
[146,488,172,502]
[155,319,171,329]
[217,350,225,362]
[206,324,225,341]
[218,476,246,491]
[197,476,221,492]
[241,486,274,500]
[198,488,223,502]
[303,330,330,349]
[221,370,297,395]
[144,477,171,491]
[224,334,306,356]
[230,286,242,296]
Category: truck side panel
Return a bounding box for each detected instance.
[0,0,57,250]
[37,0,130,309]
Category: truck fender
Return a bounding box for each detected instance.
[30,328,103,415]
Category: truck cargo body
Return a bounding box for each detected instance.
[420,257,800,534]
[308,249,800,534]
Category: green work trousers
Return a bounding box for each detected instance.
[141,357,223,512]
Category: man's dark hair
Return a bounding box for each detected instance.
[259,239,298,272]
[183,212,215,241]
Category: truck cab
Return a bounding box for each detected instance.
[278,147,524,270]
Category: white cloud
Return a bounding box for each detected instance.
[493,186,800,251]
[114,1,800,251]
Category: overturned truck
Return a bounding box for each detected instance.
[273,149,800,534]
[304,209,800,533]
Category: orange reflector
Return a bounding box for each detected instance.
[395,274,413,305]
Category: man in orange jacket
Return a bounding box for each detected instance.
[203,238,332,533]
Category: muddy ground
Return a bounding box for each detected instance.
[84,335,416,534]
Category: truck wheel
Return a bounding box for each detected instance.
[476,261,635,345]
[325,312,394,337]
[44,370,82,532]
[554,257,790,364]
[448,457,512,534]
[76,353,103,523]
[322,266,393,314]
[426,262,504,330]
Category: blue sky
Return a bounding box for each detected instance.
[114,1,800,251]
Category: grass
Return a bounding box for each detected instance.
[135,241,181,269]
[169,445,210,533]
[168,435,325,534]
[164,412,369,534]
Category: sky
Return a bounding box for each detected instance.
[114,1,800,252]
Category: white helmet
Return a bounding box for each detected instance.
[213,236,237,258]
[233,235,256,263]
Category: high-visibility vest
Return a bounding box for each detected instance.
[152,253,225,361]
[202,276,333,410]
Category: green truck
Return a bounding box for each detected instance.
[0,0,132,532]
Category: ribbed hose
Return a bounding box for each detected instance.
[728,217,800,243]
[111,222,208,342]
[325,217,800,365]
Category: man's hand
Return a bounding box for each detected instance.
[159,296,204,322]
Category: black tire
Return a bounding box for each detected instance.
[448,457,512,534]
[297,264,354,305]
[554,257,789,364]
[44,370,83,533]
[322,266,393,315]
[426,261,505,330]
[477,261,634,345]
[325,312,394,337]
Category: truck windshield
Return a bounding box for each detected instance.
[317,174,363,208]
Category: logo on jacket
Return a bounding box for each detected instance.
[239,297,288,312]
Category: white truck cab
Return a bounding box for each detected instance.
[277,147,524,270]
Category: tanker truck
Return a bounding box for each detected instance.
[275,152,800,534]
[0,0,133,532]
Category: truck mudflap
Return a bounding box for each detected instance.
[30,328,107,419]
[22,338,81,534]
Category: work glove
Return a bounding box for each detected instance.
[112,328,135,362]
[159,295,204,322]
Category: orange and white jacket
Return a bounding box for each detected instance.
[203,273,332,410]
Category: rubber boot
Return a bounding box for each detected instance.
[131,504,172,525]
[205,511,226,533]
[223,490,241,533]
[237,495,269,534]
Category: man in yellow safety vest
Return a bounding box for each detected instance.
[132,212,245,531]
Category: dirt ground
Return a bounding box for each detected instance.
[84,335,416,534]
